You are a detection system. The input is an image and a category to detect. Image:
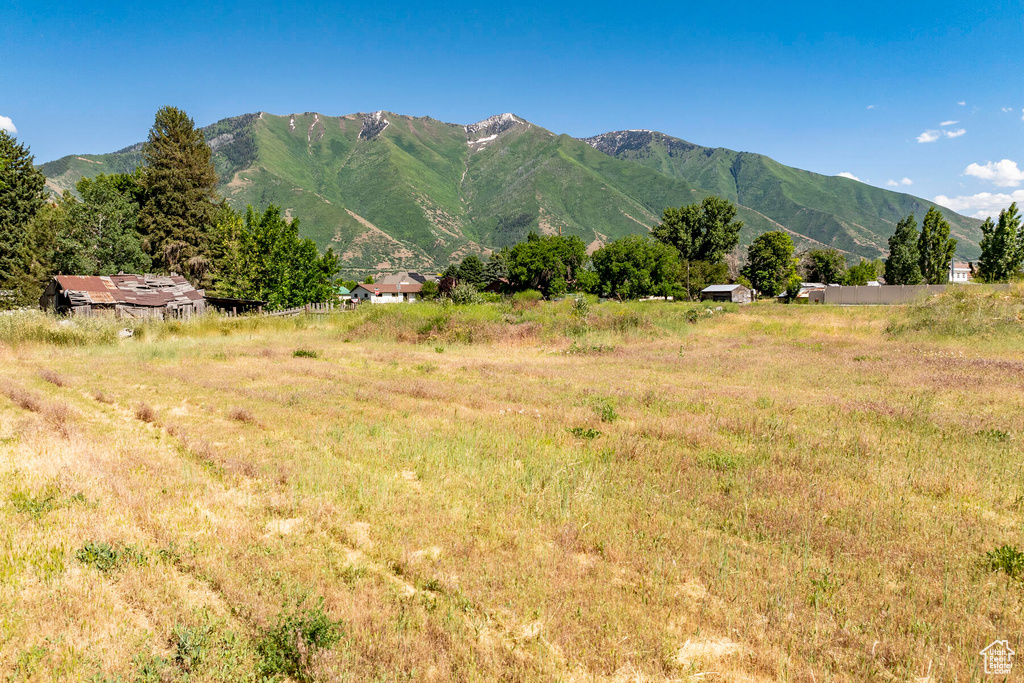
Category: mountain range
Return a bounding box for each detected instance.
[40,111,983,273]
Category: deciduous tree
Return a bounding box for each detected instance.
[885,214,922,285]
[741,231,796,298]
[507,233,587,296]
[803,248,847,284]
[917,207,957,284]
[977,203,1022,282]
[591,235,680,299]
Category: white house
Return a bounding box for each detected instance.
[949,261,972,283]
[350,282,423,304]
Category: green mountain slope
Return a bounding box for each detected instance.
[582,130,983,260]
[40,112,984,271]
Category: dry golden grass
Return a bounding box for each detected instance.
[0,300,1022,681]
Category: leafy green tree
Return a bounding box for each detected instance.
[363,275,374,284]
[0,131,46,298]
[138,106,219,273]
[419,280,440,300]
[741,231,796,298]
[651,196,744,263]
[507,233,587,296]
[51,174,151,276]
[918,207,958,284]
[977,203,1023,282]
[591,235,680,299]
[212,205,340,310]
[842,259,880,286]
[340,280,358,292]
[679,260,729,300]
[456,254,487,289]
[885,214,922,285]
[803,248,847,284]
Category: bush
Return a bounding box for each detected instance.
[257,598,344,682]
[134,402,156,423]
[512,289,544,308]
[447,282,483,305]
[293,348,319,358]
[888,285,1024,338]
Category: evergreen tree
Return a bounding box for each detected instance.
[977,203,1022,282]
[138,106,219,273]
[456,254,487,289]
[741,231,796,297]
[917,207,957,284]
[885,214,922,285]
[0,131,46,297]
[484,247,510,283]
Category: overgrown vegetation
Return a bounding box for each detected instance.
[887,284,1024,337]
[256,599,343,682]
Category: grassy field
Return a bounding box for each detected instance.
[1,292,1022,681]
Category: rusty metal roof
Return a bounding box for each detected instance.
[54,274,203,308]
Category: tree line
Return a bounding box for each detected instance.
[0,106,338,310]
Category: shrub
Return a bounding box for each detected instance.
[76,541,122,573]
[512,289,544,308]
[2,382,42,412]
[293,348,319,359]
[257,598,344,682]
[447,282,483,305]
[571,296,590,318]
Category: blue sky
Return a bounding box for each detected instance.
[3,0,1022,218]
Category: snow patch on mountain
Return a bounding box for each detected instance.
[360,111,390,139]
[465,113,525,139]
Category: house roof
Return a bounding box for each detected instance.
[701,284,745,293]
[54,274,203,308]
[352,282,423,294]
[377,271,430,285]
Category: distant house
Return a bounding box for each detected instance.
[700,284,752,304]
[949,261,972,283]
[39,274,206,319]
[482,278,510,294]
[377,271,433,285]
[350,281,423,304]
[336,285,352,301]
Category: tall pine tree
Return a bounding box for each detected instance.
[138,106,219,274]
[977,203,1022,282]
[884,213,922,285]
[917,207,957,285]
[0,131,47,296]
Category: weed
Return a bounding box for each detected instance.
[700,451,739,472]
[134,402,156,423]
[567,427,602,440]
[39,369,70,387]
[415,362,438,373]
[593,398,618,423]
[572,296,591,318]
[228,406,257,424]
[257,598,344,682]
[985,545,1024,579]
[808,569,842,609]
[172,624,209,672]
[978,428,1011,443]
[92,390,112,404]
[434,346,445,353]
[293,348,319,359]
[76,541,122,573]
[2,382,42,412]
[10,486,60,520]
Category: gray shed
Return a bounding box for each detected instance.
[699,284,753,304]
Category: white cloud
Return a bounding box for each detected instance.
[886,177,914,188]
[964,159,1024,187]
[944,128,966,139]
[957,100,966,106]
[917,130,941,143]
[836,172,861,181]
[940,120,959,126]
[934,190,1024,218]
[886,179,899,187]
[1021,108,1024,121]
[900,177,913,186]
[866,104,876,110]
[0,116,15,134]
[1002,107,1013,113]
